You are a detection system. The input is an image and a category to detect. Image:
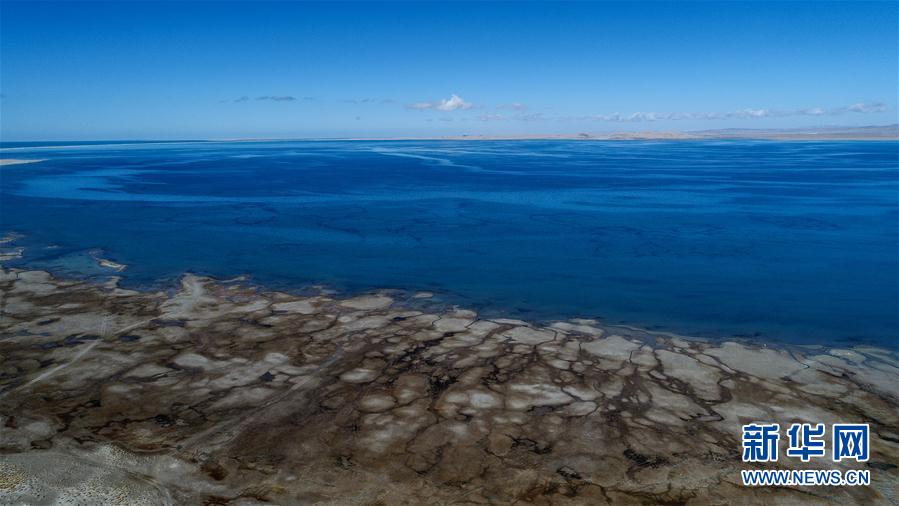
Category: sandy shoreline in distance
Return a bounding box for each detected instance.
[0,158,46,166]
[217,133,899,142]
[2,129,896,149]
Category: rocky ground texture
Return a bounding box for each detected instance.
[1,268,897,505]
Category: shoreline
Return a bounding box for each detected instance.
[1,225,894,352]
[3,265,896,358]
[1,265,897,503]
[6,246,894,352]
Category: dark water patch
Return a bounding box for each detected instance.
[2,140,897,348]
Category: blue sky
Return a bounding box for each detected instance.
[1,1,897,139]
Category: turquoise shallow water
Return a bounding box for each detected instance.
[1,140,897,348]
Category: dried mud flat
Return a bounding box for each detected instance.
[0,268,897,505]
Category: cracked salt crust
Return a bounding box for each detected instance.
[0,268,896,504]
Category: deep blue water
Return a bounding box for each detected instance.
[1,140,897,348]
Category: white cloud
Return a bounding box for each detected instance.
[436,94,473,111]
[798,107,826,116]
[736,108,770,118]
[407,94,473,111]
[845,102,888,113]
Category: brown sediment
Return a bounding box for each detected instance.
[0,268,897,505]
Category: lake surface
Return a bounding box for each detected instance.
[1,140,897,348]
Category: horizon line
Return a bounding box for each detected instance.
[2,123,898,146]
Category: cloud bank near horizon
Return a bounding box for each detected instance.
[214,94,890,127]
[221,95,315,103]
[565,102,890,123]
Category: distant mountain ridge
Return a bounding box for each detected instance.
[688,124,899,140]
[6,125,897,145]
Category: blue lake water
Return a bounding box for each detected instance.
[1,140,897,348]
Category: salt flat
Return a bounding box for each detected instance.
[1,268,896,504]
